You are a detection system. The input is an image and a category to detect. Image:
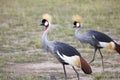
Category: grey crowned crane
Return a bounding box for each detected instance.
[72,15,120,71]
[40,14,92,80]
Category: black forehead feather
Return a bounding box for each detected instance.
[73,21,77,25]
[42,19,47,23]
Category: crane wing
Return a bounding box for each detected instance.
[51,42,82,65]
[53,42,81,57]
[86,30,114,48]
[88,30,113,42]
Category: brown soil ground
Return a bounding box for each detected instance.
[2,53,120,80]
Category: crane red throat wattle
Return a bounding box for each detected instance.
[45,26,48,30]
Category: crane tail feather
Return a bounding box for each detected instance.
[80,57,92,74]
[115,42,120,54]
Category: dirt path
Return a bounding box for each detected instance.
[3,58,120,80]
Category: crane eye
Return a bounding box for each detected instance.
[41,19,49,26]
[73,21,80,28]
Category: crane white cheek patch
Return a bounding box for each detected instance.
[57,50,81,67]
[76,23,80,28]
[45,21,48,26]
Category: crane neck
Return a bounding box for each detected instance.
[75,23,83,38]
[75,27,82,38]
[42,23,51,45]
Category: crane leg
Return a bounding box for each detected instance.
[98,49,104,71]
[63,64,67,80]
[89,48,97,63]
[72,66,79,80]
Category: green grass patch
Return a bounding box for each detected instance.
[94,71,120,80]
[0,53,45,64]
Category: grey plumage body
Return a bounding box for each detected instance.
[75,28,114,48]
[42,24,81,64]
[75,27,114,71]
[73,15,120,71]
[75,28,95,46]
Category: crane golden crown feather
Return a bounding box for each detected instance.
[72,15,82,23]
[42,13,52,22]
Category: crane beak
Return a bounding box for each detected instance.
[40,23,44,26]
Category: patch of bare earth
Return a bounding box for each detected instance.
[3,61,93,80]
[3,54,120,80]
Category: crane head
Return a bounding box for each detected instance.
[72,15,83,28]
[40,14,51,30]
